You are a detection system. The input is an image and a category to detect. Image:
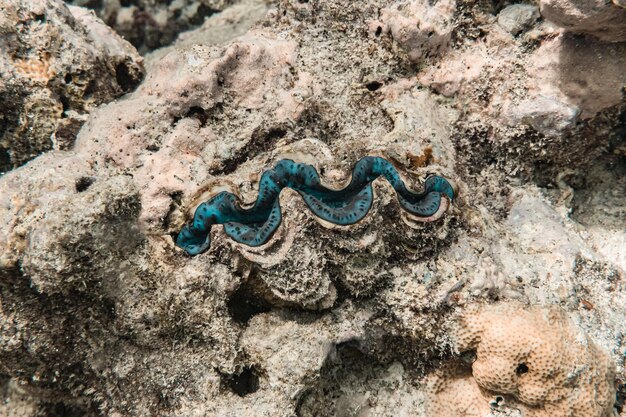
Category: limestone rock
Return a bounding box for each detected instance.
[506,95,580,137]
[0,0,144,173]
[378,0,456,62]
[67,0,237,51]
[497,4,540,35]
[539,0,626,42]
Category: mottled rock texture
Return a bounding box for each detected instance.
[67,0,238,52]
[497,4,539,36]
[0,0,625,416]
[428,304,617,417]
[539,0,626,42]
[0,0,144,173]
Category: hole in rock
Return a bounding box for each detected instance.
[189,4,219,25]
[375,26,382,37]
[42,401,87,417]
[460,349,477,364]
[365,81,383,91]
[115,62,136,92]
[223,366,260,397]
[516,363,529,375]
[615,382,625,413]
[490,395,505,408]
[186,106,209,127]
[259,127,287,142]
[55,402,86,417]
[227,285,271,324]
[83,79,96,98]
[60,94,70,115]
[75,177,95,192]
[0,147,11,173]
[64,73,72,84]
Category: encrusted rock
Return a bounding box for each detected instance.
[377,0,456,62]
[497,4,540,35]
[67,0,237,51]
[528,34,626,118]
[539,0,626,42]
[505,95,580,137]
[0,0,144,173]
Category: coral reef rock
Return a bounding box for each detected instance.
[0,0,624,416]
[497,4,540,36]
[0,0,144,173]
[428,303,617,417]
[378,0,456,62]
[67,0,238,52]
[539,0,626,42]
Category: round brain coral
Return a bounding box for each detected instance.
[428,303,617,417]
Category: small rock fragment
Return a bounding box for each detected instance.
[379,0,456,62]
[497,4,540,35]
[506,95,580,136]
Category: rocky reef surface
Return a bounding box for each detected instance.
[65,0,240,52]
[0,0,624,416]
[0,0,145,173]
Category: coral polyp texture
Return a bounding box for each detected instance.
[176,156,455,255]
[426,303,617,417]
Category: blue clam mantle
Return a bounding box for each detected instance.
[176,156,455,255]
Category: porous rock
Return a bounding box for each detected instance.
[0,0,144,173]
[377,0,456,62]
[425,303,616,417]
[67,0,238,51]
[0,0,625,415]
